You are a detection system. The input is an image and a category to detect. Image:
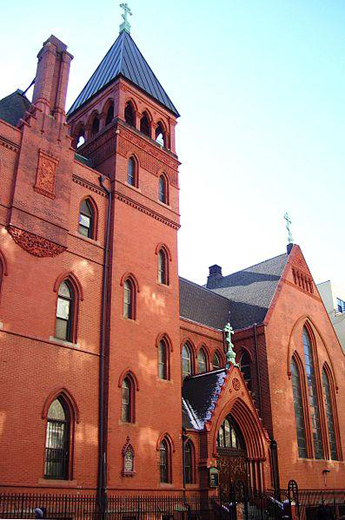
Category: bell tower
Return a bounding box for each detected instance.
[67,11,182,491]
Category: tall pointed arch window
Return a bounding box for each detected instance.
[159,174,168,204]
[159,438,171,483]
[213,352,221,370]
[125,102,135,126]
[158,248,169,285]
[322,369,338,460]
[121,377,133,423]
[184,440,195,484]
[240,351,252,390]
[158,339,169,380]
[127,157,138,187]
[198,348,207,373]
[123,278,136,320]
[303,327,323,459]
[290,358,307,458]
[140,112,150,137]
[79,198,96,239]
[182,343,193,378]
[44,397,71,480]
[56,281,75,342]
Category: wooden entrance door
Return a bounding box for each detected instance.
[217,448,248,498]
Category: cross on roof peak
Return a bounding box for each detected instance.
[284,212,294,244]
[119,3,133,34]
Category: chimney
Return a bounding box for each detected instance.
[207,264,223,289]
[32,35,73,123]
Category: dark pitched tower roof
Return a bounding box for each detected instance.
[68,30,179,117]
[0,89,32,126]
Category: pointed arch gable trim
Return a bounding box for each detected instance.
[156,432,176,452]
[0,249,8,276]
[286,315,338,389]
[42,387,80,423]
[213,397,266,460]
[118,369,140,391]
[120,272,140,293]
[154,243,172,261]
[156,332,173,352]
[53,271,84,301]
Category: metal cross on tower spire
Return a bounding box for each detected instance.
[284,212,294,244]
[119,3,133,34]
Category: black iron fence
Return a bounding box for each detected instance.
[0,486,344,520]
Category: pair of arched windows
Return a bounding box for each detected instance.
[291,326,339,460]
[182,343,224,378]
[127,157,169,205]
[124,102,168,149]
[79,198,97,240]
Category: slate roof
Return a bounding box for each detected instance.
[68,30,179,117]
[179,253,288,331]
[210,253,288,329]
[182,370,227,430]
[179,277,231,330]
[0,89,31,126]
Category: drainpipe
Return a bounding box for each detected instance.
[182,427,187,499]
[253,323,263,419]
[97,174,112,518]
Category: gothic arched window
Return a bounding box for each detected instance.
[127,156,138,187]
[79,198,96,239]
[290,358,307,458]
[140,112,150,137]
[240,351,251,390]
[184,440,195,484]
[121,377,134,423]
[44,397,71,480]
[55,281,75,342]
[198,348,207,374]
[158,339,169,380]
[125,102,135,126]
[303,327,323,459]
[216,416,244,450]
[159,174,168,204]
[322,368,338,460]
[182,344,192,378]
[158,248,169,285]
[213,352,221,370]
[159,438,171,483]
[123,278,136,320]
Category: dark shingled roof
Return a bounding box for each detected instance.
[182,370,227,430]
[179,253,288,331]
[0,89,31,126]
[179,277,231,330]
[68,30,179,117]
[210,253,288,329]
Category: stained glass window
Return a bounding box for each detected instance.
[290,358,307,458]
[322,369,338,460]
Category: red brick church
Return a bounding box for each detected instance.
[0,10,344,509]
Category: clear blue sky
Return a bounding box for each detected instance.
[1,1,344,291]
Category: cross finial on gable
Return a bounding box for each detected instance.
[284,212,294,245]
[119,3,133,34]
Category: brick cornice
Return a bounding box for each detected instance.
[0,135,19,152]
[114,190,180,230]
[72,174,107,197]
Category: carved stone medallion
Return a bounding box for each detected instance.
[232,378,241,391]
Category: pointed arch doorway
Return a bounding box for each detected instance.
[216,415,249,497]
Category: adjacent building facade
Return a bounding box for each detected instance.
[0,23,344,502]
[317,280,345,353]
